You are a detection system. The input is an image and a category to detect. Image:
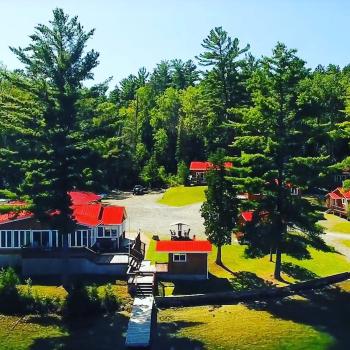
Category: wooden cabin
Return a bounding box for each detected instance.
[188,161,233,185]
[155,222,212,280]
[326,187,350,218]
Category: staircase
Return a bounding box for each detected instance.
[135,275,154,297]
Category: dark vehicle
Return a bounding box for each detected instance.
[133,185,145,195]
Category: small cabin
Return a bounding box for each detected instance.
[155,222,212,280]
[326,187,350,218]
[188,161,233,185]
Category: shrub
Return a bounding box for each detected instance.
[0,267,22,314]
[62,283,101,320]
[177,161,189,185]
[101,284,119,313]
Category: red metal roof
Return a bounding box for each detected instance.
[189,161,233,171]
[68,191,102,205]
[100,206,126,225]
[241,211,254,222]
[327,187,350,199]
[0,192,126,227]
[328,192,342,200]
[156,240,212,253]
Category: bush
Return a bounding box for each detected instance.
[0,267,22,314]
[177,161,189,185]
[62,283,101,320]
[101,284,120,313]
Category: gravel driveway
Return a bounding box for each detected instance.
[105,192,205,237]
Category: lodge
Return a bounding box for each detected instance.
[189,161,233,185]
[326,187,350,218]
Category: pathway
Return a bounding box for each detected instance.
[125,296,155,348]
[324,231,350,262]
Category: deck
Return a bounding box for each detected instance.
[125,296,155,348]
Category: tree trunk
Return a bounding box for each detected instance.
[216,245,222,266]
[274,245,282,280]
[269,245,274,262]
[61,232,71,291]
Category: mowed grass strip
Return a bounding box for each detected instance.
[156,304,334,350]
[319,214,350,234]
[157,186,206,206]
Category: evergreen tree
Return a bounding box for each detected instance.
[229,43,326,279]
[201,150,238,265]
[8,8,99,288]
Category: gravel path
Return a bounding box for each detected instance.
[105,192,205,237]
[323,231,350,262]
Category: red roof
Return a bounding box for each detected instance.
[0,211,33,224]
[327,187,350,199]
[100,206,126,225]
[189,161,233,171]
[68,191,102,205]
[0,192,126,227]
[156,240,212,253]
[241,211,254,222]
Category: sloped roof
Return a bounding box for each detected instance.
[68,191,102,205]
[189,161,233,171]
[327,187,350,199]
[241,211,254,222]
[156,240,212,253]
[0,192,126,227]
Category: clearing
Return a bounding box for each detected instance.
[157,186,206,207]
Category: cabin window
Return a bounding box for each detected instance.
[70,232,76,247]
[0,231,6,247]
[173,253,187,262]
[82,231,88,247]
[342,199,347,205]
[104,229,111,237]
[97,227,104,238]
[6,231,12,247]
[290,188,299,196]
[13,231,19,248]
[52,231,57,247]
[19,231,25,246]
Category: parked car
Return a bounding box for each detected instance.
[132,185,145,195]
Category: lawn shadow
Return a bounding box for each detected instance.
[154,318,205,350]
[281,262,319,281]
[245,285,350,350]
[229,271,275,291]
[29,312,129,350]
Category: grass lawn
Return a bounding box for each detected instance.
[319,213,350,234]
[147,238,350,295]
[0,312,130,350]
[156,280,350,350]
[157,186,206,206]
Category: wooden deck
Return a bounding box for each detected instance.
[125,296,154,348]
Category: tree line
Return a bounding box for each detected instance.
[1,9,350,281]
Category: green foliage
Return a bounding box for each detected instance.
[101,283,120,313]
[177,161,190,185]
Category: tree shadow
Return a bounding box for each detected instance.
[245,285,350,350]
[281,262,319,281]
[29,312,129,350]
[154,319,205,350]
[229,271,275,291]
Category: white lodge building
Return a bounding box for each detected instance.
[0,192,133,275]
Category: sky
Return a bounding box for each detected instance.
[0,0,349,87]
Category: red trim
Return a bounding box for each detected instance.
[156,240,212,253]
[189,161,233,171]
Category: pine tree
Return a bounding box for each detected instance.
[7,8,99,288]
[228,43,326,279]
[201,150,238,265]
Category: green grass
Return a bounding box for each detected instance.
[147,238,350,295]
[319,213,350,234]
[156,303,334,350]
[157,186,206,206]
[0,312,130,350]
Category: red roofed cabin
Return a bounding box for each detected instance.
[155,223,212,280]
[326,187,350,218]
[189,161,233,185]
[0,191,127,260]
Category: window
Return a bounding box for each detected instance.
[173,253,186,262]
[111,229,118,237]
[104,229,111,237]
[20,231,25,247]
[76,231,82,246]
[0,231,5,247]
[97,227,103,238]
[342,199,347,205]
[82,231,88,247]
[25,231,31,246]
[13,231,19,248]
[70,232,76,247]
[52,231,57,247]
[6,231,12,247]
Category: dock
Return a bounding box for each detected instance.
[125,296,155,348]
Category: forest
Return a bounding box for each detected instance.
[0,9,350,204]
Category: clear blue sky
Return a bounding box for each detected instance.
[1,0,349,87]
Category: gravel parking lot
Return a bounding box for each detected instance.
[105,192,205,237]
